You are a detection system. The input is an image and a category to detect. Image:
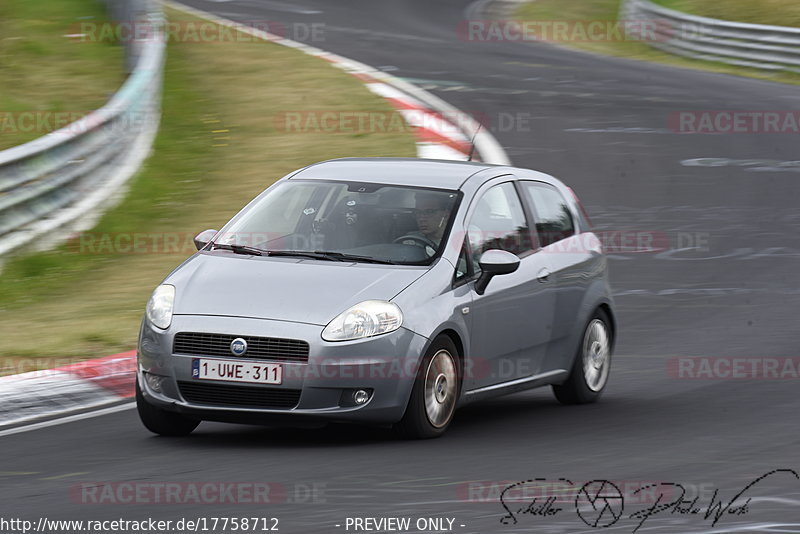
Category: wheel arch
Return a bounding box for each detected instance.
[422,327,467,393]
[596,302,616,349]
[421,328,466,372]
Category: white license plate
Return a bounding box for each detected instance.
[192,358,282,385]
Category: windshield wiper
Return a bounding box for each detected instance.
[312,251,397,265]
[266,250,396,265]
[212,244,397,264]
[265,250,342,261]
[211,242,265,256]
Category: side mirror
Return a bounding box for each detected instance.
[474,249,520,295]
[194,229,218,251]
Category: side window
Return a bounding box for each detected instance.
[467,182,531,271]
[522,182,575,247]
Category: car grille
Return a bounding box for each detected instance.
[178,381,301,409]
[173,332,309,362]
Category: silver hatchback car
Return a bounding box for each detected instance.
[136,158,615,438]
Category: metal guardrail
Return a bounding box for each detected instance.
[622,0,800,73]
[0,0,165,257]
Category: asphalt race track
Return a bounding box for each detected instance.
[4,0,800,532]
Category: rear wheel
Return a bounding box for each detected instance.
[395,336,460,439]
[553,309,613,405]
[136,379,199,436]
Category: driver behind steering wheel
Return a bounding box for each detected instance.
[395,191,452,256]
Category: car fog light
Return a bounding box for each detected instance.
[353,389,370,405]
[339,388,373,407]
[145,372,165,393]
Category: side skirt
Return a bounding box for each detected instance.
[458,369,569,406]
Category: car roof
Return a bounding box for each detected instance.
[287,158,502,190]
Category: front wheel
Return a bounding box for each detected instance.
[395,337,461,439]
[136,379,200,436]
[553,309,613,405]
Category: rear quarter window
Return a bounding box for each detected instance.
[521,182,575,247]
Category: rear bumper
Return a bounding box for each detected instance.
[137,314,429,424]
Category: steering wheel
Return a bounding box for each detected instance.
[393,234,438,249]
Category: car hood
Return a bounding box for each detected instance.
[167,253,427,326]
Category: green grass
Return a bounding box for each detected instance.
[652,0,800,27]
[0,0,124,149]
[515,0,800,86]
[0,8,416,370]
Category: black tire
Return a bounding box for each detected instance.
[553,308,614,405]
[136,379,199,436]
[395,336,461,439]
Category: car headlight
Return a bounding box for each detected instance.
[146,284,175,330]
[322,300,403,341]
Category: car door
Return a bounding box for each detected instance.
[465,179,556,390]
[520,180,595,372]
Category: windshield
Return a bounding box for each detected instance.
[214,180,461,265]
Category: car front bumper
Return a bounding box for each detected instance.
[137,314,428,425]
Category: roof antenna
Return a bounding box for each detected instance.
[467,124,482,162]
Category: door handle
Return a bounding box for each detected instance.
[537,268,551,283]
